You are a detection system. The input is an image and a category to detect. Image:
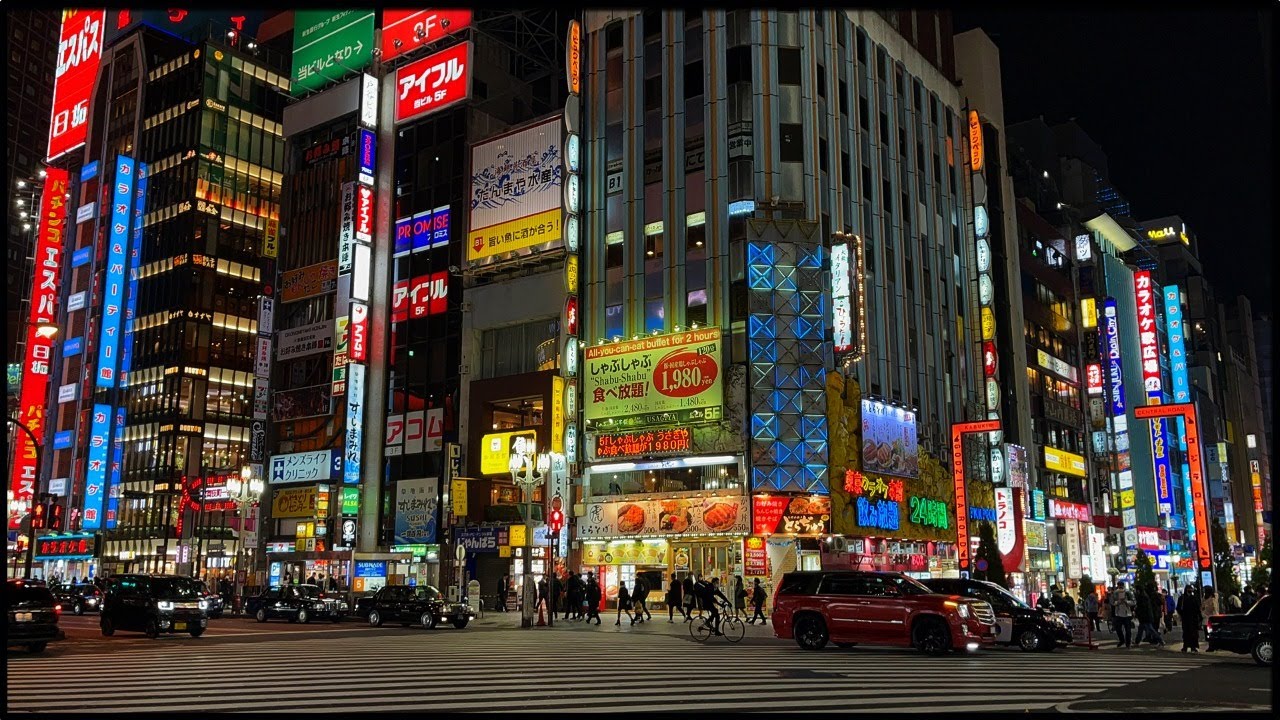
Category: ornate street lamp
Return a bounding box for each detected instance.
[509,444,548,628]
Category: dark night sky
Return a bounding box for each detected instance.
[954,9,1273,308]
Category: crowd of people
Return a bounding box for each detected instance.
[493,571,771,632]
[1069,581,1258,653]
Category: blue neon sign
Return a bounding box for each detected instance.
[95,156,135,389]
[1102,297,1125,416]
[120,162,146,386]
[82,404,111,530]
[1162,285,1190,403]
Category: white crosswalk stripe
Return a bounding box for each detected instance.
[6,629,1214,713]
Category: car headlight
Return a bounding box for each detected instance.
[314,603,326,610]
[157,601,174,611]
[957,603,970,619]
[1054,614,1066,627]
[87,598,99,605]
[198,599,209,610]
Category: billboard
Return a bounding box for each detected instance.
[860,399,919,478]
[10,168,70,521]
[1162,285,1190,403]
[1102,298,1125,416]
[395,41,472,123]
[583,328,722,430]
[276,321,333,361]
[1133,270,1162,395]
[1043,446,1087,478]
[273,384,333,422]
[394,477,439,545]
[344,363,365,484]
[751,495,832,536]
[577,496,750,540]
[291,10,375,95]
[269,449,343,485]
[97,156,135,388]
[49,10,106,161]
[478,430,537,475]
[831,240,853,354]
[467,115,564,264]
[281,260,338,303]
[380,9,472,61]
[1153,418,1174,514]
[408,271,448,318]
[82,404,112,530]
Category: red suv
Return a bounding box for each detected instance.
[771,571,996,654]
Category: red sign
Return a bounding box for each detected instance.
[983,341,997,377]
[751,495,833,536]
[36,535,94,559]
[1086,363,1103,395]
[1133,403,1212,570]
[355,184,374,243]
[395,41,472,123]
[391,280,409,323]
[951,420,1000,571]
[408,271,449,318]
[11,169,70,525]
[1133,270,1161,396]
[744,536,768,576]
[381,9,472,62]
[564,295,579,336]
[49,10,105,161]
[594,428,691,460]
[1049,499,1091,523]
[349,302,369,363]
[752,496,789,536]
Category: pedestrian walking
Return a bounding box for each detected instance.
[1035,591,1053,612]
[615,581,632,626]
[1201,586,1219,619]
[565,573,582,620]
[496,574,509,612]
[631,575,652,623]
[1108,581,1135,648]
[1177,585,1202,653]
[748,578,767,625]
[665,573,685,622]
[549,572,562,616]
[733,575,748,619]
[585,572,602,625]
[1081,590,1101,632]
[682,575,697,621]
[1225,591,1242,613]
[306,573,317,585]
[1162,588,1176,633]
[537,576,549,615]
[1134,587,1162,646]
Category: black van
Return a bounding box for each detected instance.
[921,577,1072,651]
[101,574,209,638]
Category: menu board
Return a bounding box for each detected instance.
[578,495,749,539]
[751,495,832,536]
[860,399,919,478]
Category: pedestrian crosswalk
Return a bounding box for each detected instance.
[6,629,1217,713]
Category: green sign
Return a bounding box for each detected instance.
[291,10,375,96]
[7,363,20,394]
[341,486,361,515]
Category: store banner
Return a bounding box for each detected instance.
[1064,519,1083,579]
[272,486,318,519]
[751,495,831,536]
[995,487,1025,571]
[467,115,564,264]
[577,495,749,540]
[860,399,920,478]
[273,384,333,422]
[394,477,439,545]
[277,321,333,361]
[583,328,723,430]
[454,525,506,553]
[744,536,768,576]
[280,261,338,303]
[581,540,669,566]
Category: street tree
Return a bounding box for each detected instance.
[1211,520,1242,598]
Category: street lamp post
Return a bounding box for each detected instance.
[509,445,548,629]
[226,465,263,614]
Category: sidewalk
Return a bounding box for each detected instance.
[1080,623,1200,653]
[473,606,777,639]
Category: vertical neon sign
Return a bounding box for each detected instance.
[96,156,134,388]
[83,404,111,530]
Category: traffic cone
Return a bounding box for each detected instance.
[536,602,546,626]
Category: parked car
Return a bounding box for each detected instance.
[195,581,225,618]
[921,577,1071,652]
[1206,594,1272,666]
[356,584,475,630]
[771,570,996,655]
[52,582,104,615]
[246,584,348,623]
[6,579,63,653]
[100,574,209,638]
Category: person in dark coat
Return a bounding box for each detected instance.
[537,577,549,615]
[1177,585,1202,653]
[1134,587,1160,645]
[584,572,602,625]
[565,573,582,620]
[549,573,562,615]
[748,578,768,624]
[666,573,685,622]
[631,575,652,623]
[682,575,697,621]
[496,575,509,612]
[733,575,748,619]
[615,581,632,626]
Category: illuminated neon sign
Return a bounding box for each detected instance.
[1102,298,1125,416]
[96,156,135,388]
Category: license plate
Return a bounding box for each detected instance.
[16,612,33,622]
[174,622,187,630]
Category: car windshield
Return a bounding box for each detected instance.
[978,581,1030,609]
[888,575,932,595]
[6,582,55,609]
[152,578,202,599]
[1247,595,1271,619]
[294,585,324,598]
[415,586,441,600]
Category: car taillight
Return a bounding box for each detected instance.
[54,604,62,616]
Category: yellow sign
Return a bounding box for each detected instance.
[582,540,670,566]
[565,254,579,294]
[273,487,318,518]
[1081,297,1097,329]
[479,429,538,475]
[499,545,512,558]
[281,261,338,303]
[980,307,996,340]
[583,328,723,429]
[968,110,984,172]
[451,478,468,517]
[1119,489,1135,509]
[467,207,562,263]
[509,525,528,547]
[1043,446,1087,478]
[264,217,279,258]
[551,376,566,453]
[566,19,582,95]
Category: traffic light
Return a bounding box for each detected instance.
[548,508,564,535]
[48,502,64,531]
[31,501,46,530]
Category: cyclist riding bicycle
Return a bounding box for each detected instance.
[694,576,731,635]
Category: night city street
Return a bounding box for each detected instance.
[5,7,1274,715]
[6,612,1271,714]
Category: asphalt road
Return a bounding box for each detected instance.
[7,612,1270,713]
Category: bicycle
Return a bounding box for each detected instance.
[689,600,745,643]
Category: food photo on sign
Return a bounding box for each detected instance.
[579,496,749,539]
